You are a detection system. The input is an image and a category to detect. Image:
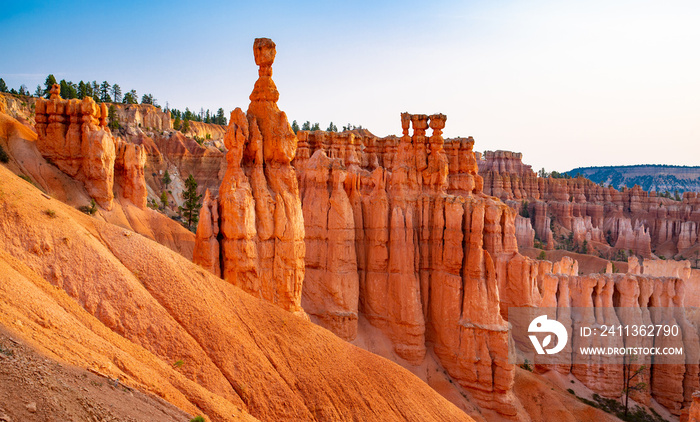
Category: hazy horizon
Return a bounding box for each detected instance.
[2,0,698,172]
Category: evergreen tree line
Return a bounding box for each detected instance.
[1,74,230,129]
[291,120,358,134]
[0,74,158,106]
[170,107,227,126]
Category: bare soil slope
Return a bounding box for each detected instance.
[0,326,192,422]
[0,164,471,421]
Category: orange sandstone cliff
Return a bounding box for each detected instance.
[480,150,700,260]
[293,115,523,417]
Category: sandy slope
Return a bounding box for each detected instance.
[0,164,472,421]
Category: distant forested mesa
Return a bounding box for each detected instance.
[566,164,700,194]
[0,75,227,126]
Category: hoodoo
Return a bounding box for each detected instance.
[194,38,306,315]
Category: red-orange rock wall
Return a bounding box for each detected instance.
[294,116,520,416]
[479,150,700,257]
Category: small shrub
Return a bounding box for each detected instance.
[520,200,530,218]
[173,359,184,368]
[0,144,9,163]
[520,359,533,372]
[79,198,98,215]
[190,416,206,422]
[537,251,547,260]
[44,209,57,218]
[567,388,575,395]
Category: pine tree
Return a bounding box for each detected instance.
[173,115,181,130]
[205,109,211,124]
[291,120,299,134]
[107,105,119,130]
[43,74,57,98]
[301,121,311,131]
[77,81,88,99]
[123,90,138,104]
[216,108,226,125]
[34,84,42,97]
[141,93,153,105]
[59,80,70,98]
[182,118,190,133]
[66,82,78,99]
[91,81,100,101]
[180,174,202,231]
[111,84,122,103]
[160,191,169,210]
[0,78,7,93]
[100,81,112,102]
[326,122,337,132]
[161,170,171,188]
[18,84,29,96]
[311,122,320,131]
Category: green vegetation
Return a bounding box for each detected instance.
[161,170,171,189]
[44,209,57,218]
[18,175,36,187]
[0,78,7,93]
[519,359,533,372]
[123,89,138,104]
[291,120,300,134]
[537,251,547,260]
[190,416,206,422]
[79,199,98,215]
[0,144,9,163]
[107,105,120,130]
[571,393,665,422]
[172,359,184,368]
[160,191,169,209]
[622,355,647,417]
[180,174,202,231]
[566,164,700,195]
[520,200,529,218]
[170,107,227,125]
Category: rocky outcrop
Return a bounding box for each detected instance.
[194,38,305,316]
[111,103,172,134]
[295,113,520,417]
[300,151,359,340]
[35,84,116,209]
[507,258,700,416]
[114,140,147,207]
[192,189,220,277]
[479,150,700,257]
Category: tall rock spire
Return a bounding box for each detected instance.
[194,38,306,316]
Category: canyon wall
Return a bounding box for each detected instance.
[294,113,524,417]
[480,150,700,259]
[505,256,700,416]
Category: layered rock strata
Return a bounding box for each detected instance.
[503,255,700,416]
[295,114,519,416]
[194,38,305,315]
[480,150,700,257]
[35,84,117,209]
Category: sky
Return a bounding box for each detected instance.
[1,0,699,172]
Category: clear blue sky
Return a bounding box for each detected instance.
[2,0,699,171]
